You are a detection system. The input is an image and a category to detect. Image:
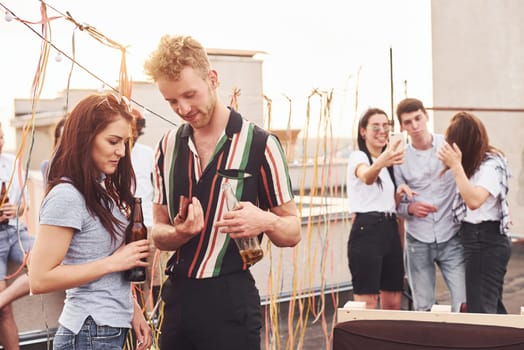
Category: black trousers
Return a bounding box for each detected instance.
[160,270,262,350]
[460,221,511,314]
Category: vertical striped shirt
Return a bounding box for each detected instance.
[153,109,293,279]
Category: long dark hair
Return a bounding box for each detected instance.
[445,111,503,178]
[47,93,136,239]
[357,108,396,188]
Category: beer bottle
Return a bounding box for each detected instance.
[124,197,148,283]
[0,181,9,225]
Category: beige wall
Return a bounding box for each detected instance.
[12,54,265,172]
[431,0,524,234]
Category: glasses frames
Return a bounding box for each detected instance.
[368,123,391,133]
[96,92,133,113]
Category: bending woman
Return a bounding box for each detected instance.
[438,111,511,314]
[28,93,152,349]
[346,108,405,309]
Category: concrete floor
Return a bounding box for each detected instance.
[265,239,524,350]
[13,241,524,350]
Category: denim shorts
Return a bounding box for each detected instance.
[53,317,128,350]
[0,224,33,279]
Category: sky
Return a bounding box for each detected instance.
[0,0,432,150]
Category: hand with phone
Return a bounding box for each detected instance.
[377,132,406,168]
[389,132,406,151]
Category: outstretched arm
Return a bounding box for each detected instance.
[355,141,405,185]
[0,274,30,308]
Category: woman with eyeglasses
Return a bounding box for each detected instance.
[28,93,152,349]
[438,111,511,314]
[346,107,406,309]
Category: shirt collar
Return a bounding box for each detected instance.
[179,107,243,139]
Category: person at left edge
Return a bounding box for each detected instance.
[28,93,152,350]
[0,122,33,350]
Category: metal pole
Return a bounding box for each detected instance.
[427,107,524,112]
[389,47,395,128]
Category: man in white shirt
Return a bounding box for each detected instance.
[130,109,165,308]
[394,98,466,312]
[131,109,154,228]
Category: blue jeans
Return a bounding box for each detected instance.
[0,224,33,279]
[460,221,511,314]
[405,233,466,312]
[53,317,128,350]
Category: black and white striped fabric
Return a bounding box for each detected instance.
[451,153,511,235]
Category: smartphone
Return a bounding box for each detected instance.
[389,132,406,151]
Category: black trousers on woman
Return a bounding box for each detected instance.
[460,221,511,314]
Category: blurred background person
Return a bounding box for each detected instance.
[130,109,153,230]
[130,108,164,313]
[438,111,511,314]
[40,116,67,181]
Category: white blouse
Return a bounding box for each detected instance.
[346,150,396,214]
[464,157,503,223]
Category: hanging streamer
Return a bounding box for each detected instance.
[1,2,358,349]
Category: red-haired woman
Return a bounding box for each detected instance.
[29,93,152,349]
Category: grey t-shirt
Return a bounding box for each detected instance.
[39,182,133,334]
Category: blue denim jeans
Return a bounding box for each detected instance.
[460,221,511,314]
[0,224,33,279]
[53,317,129,350]
[405,233,466,312]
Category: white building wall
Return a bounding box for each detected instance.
[431,0,524,234]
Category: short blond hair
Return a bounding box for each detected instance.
[144,35,210,81]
